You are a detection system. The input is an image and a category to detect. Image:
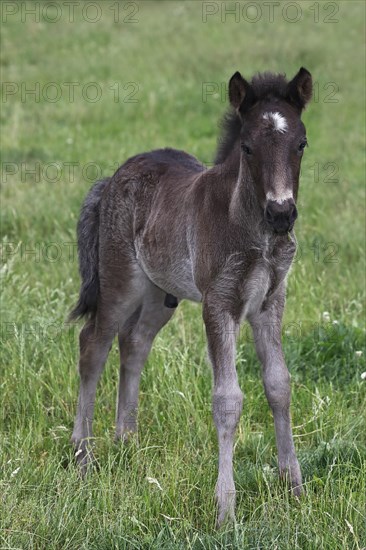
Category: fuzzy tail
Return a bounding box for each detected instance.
[69,178,110,321]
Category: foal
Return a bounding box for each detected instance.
[70,67,312,526]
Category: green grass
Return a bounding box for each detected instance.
[1,1,365,548]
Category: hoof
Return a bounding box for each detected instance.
[291,481,303,498]
[216,508,236,529]
[215,482,236,529]
[279,461,303,497]
[114,429,138,444]
[72,439,96,477]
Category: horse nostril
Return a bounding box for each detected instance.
[264,205,274,223]
[289,204,298,224]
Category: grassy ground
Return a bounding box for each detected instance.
[1,1,365,548]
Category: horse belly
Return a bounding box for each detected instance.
[137,251,202,302]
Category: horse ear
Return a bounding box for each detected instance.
[229,72,254,113]
[287,67,313,110]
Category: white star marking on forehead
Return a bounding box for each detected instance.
[263,111,288,133]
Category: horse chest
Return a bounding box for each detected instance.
[241,262,272,319]
[241,241,290,318]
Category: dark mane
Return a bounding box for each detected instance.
[214,72,289,165]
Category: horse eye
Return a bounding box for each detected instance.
[242,144,252,155]
[298,140,308,152]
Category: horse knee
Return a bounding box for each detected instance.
[213,388,243,434]
[263,368,291,410]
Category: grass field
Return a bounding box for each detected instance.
[1,1,365,548]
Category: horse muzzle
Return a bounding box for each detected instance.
[264,199,298,234]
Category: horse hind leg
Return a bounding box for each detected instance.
[71,271,151,472]
[115,286,176,441]
[71,315,116,473]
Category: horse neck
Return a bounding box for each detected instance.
[224,147,263,229]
